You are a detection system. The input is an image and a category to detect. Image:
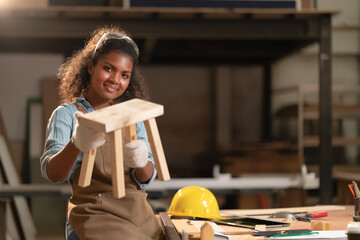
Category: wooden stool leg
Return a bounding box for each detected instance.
[110,129,125,198]
[144,118,170,181]
[78,148,97,187]
[125,124,137,142]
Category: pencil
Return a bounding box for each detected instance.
[349,184,355,197]
[269,232,319,238]
[353,181,360,198]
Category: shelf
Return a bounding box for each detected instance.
[0,8,338,65]
[304,104,360,119]
[304,136,360,147]
[276,104,360,120]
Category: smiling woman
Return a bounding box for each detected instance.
[40,26,163,240]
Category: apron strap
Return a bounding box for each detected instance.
[72,101,86,114]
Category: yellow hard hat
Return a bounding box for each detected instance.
[167,186,224,220]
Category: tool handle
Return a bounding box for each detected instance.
[307,211,328,218]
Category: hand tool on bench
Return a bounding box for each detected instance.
[304,211,328,218]
[192,216,290,229]
[270,211,313,222]
[253,229,313,237]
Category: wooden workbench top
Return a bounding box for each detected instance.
[290,205,353,231]
[163,205,355,239]
[221,205,353,231]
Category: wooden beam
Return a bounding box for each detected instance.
[0,13,325,40]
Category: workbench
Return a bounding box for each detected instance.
[160,205,354,239]
[148,173,318,192]
[148,170,319,209]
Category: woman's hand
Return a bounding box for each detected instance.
[124,140,149,169]
[72,111,106,152]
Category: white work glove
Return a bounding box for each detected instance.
[72,111,106,152]
[124,140,149,169]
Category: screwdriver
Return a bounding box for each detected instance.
[305,211,328,218]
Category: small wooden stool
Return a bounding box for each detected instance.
[77,99,170,198]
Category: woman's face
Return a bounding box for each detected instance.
[86,51,133,108]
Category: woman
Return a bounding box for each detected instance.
[40,25,163,240]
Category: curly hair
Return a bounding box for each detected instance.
[58,25,149,104]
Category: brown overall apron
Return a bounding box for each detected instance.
[67,137,163,240]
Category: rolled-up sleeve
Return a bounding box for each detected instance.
[40,104,77,183]
[130,121,157,189]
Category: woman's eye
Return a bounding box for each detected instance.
[122,74,130,79]
[104,66,112,72]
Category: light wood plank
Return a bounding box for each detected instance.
[144,118,170,181]
[5,201,21,240]
[78,148,97,187]
[77,98,164,133]
[110,130,125,198]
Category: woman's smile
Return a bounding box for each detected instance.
[103,81,119,93]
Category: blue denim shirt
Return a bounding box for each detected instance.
[40,96,157,189]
